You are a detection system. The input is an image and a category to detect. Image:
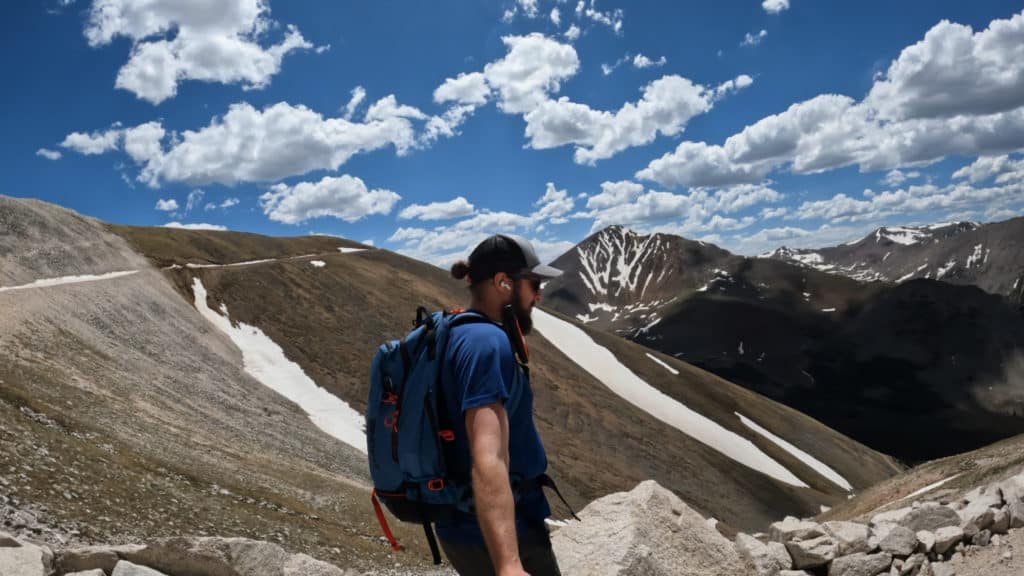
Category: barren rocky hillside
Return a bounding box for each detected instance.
[1,196,900,559]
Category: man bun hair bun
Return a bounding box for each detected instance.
[451,260,471,280]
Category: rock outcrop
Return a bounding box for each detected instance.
[0,532,356,576]
[551,480,746,575]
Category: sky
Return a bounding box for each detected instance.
[5,0,1024,266]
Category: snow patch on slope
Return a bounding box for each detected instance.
[966,244,985,268]
[877,227,928,245]
[191,278,365,453]
[646,352,680,375]
[533,308,808,487]
[898,474,962,502]
[0,270,138,293]
[735,412,852,491]
[936,257,958,279]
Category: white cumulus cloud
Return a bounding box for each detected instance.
[741,29,768,47]
[259,174,401,225]
[633,54,667,69]
[524,74,748,165]
[84,0,319,104]
[36,148,62,160]
[398,196,476,221]
[952,155,1024,184]
[162,221,227,231]
[343,86,367,120]
[388,182,577,265]
[64,92,469,187]
[533,182,575,223]
[205,197,240,210]
[155,198,178,211]
[61,127,122,155]
[185,189,205,212]
[636,10,1024,190]
[762,0,790,15]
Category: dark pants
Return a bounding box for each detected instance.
[439,524,562,576]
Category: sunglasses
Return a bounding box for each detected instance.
[512,274,543,292]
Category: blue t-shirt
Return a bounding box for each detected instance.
[433,314,551,543]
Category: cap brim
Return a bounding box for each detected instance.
[531,264,563,279]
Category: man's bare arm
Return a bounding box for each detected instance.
[466,402,528,576]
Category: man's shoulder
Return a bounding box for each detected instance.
[448,317,509,353]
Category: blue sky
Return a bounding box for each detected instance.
[5,1,1024,265]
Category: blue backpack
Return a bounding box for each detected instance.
[366,306,491,563]
[367,305,577,564]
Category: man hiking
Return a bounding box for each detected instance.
[438,234,564,576]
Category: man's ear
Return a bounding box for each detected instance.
[495,272,513,293]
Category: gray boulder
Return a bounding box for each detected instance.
[823,521,871,555]
[958,485,1001,531]
[930,563,955,576]
[869,522,898,551]
[785,536,837,569]
[989,507,1009,534]
[901,553,926,575]
[878,526,917,556]
[770,516,826,543]
[121,537,345,576]
[0,531,21,548]
[997,475,1024,528]
[0,539,53,576]
[779,572,814,576]
[551,480,745,576]
[958,503,994,532]
[66,570,107,576]
[898,504,960,533]
[57,545,145,574]
[933,526,963,555]
[735,533,791,576]
[283,553,350,576]
[915,530,935,554]
[962,485,1002,509]
[871,507,912,527]
[112,560,168,576]
[827,551,892,576]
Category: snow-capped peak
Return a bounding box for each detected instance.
[875,226,930,246]
[577,226,669,302]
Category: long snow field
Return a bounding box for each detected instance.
[533,308,809,487]
[192,278,366,453]
[735,412,852,491]
[0,270,138,293]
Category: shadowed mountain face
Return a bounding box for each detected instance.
[0,195,901,562]
[543,225,1024,464]
[765,219,1024,303]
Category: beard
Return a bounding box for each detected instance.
[514,299,534,335]
[501,295,534,336]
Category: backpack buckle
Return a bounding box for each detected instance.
[384,411,399,432]
[438,430,455,442]
[382,392,398,404]
[427,479,445,492]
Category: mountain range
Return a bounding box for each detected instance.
[765,219,1024,303]
[543,223,1024,462]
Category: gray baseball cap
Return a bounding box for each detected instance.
[466,234,563,282]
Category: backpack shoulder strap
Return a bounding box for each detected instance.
[447,309,496,329]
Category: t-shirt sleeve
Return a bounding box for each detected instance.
[452,327,511,413]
